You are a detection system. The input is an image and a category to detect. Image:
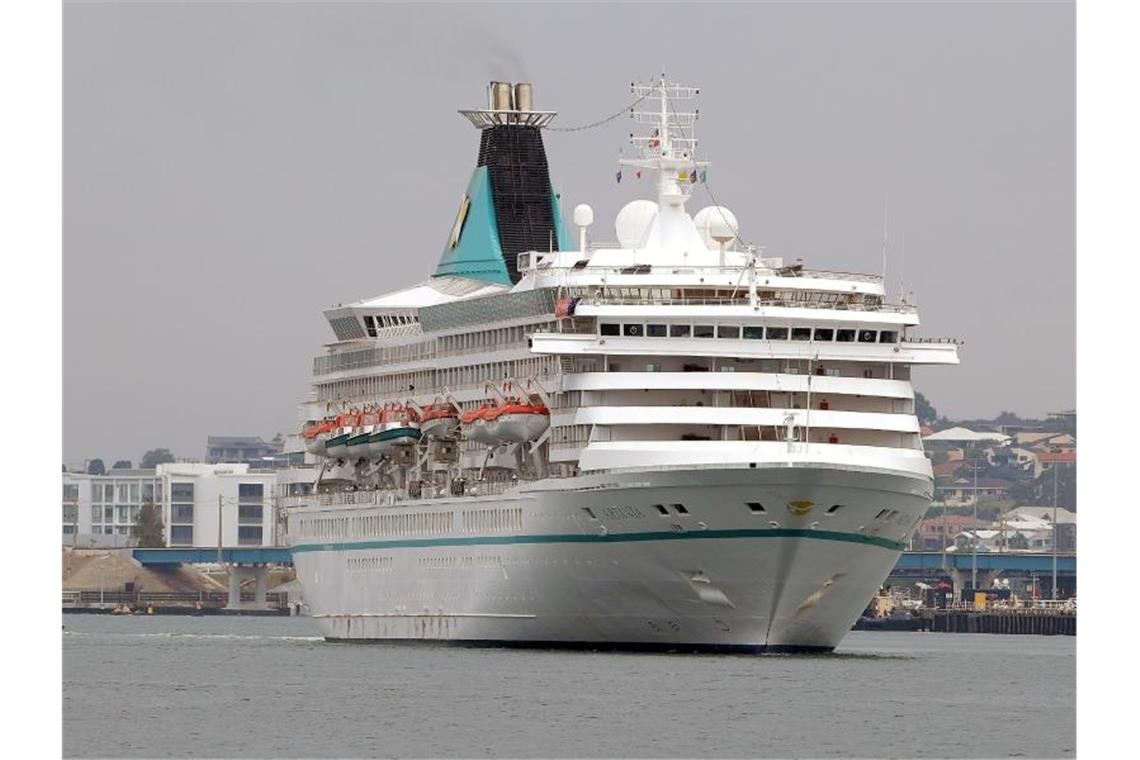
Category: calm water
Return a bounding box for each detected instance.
[63,615,1074,758]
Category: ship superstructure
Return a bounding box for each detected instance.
[287,78,960,652]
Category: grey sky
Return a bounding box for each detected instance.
[64,1,1074,464]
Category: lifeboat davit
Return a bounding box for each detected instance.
[301,418,336,457]
[370,406,422,451]
[325,412,362,459]
[347,412,379,459]
[486,400,550,443]
[421,402,460,439]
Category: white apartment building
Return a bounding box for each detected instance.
[63,468,161,545]
[62,463,288,548]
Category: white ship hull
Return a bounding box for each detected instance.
[289,464,929,652]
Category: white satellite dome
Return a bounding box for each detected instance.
[572,203,594,228]
[614,200,658,249]
[693,206,739,250]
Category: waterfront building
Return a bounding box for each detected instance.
[913,513,985,551]
[63,463,283,548]
[1008,506,1077,551]
[935,476,1013,506]
[205,435,282,465]
[923,426,1011,450]
[157,462,279,548]
[947,507,1076,553]
[63,468,161,547]
[1034,448,1076,478]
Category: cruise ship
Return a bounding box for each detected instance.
[286,77,960,652]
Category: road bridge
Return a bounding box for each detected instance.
[133,547,293,610]
[891,551,1076,598]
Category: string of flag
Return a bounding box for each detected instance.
[617,167,707,184]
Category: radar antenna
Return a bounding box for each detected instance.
[620,75,709,209]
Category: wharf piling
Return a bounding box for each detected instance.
[918,607,1075,636]
[62,589,291,616]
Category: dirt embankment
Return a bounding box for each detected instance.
[61,548,296,592]
[62,548,226,593]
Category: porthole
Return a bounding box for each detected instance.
[672,503,689,514]
[653,504,669,516]
[747,502,767,514]
[826,504,844,515]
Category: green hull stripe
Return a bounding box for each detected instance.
[292,528,904,554]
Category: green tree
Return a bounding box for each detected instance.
[131,499,165,547]
[914,392,938,426]
[112,460,132,469]
[994,410,1023,426]
[140,448,176,468]
[87,458,106,475]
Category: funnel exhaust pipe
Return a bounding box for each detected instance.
[513,82,532,112]
[489,81,513,111]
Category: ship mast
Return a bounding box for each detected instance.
[619,75,710,251]
[621,76,708,208]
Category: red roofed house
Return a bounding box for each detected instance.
[915,513,984,551]
[936,476,1013,506]
[1033,448,1076,478]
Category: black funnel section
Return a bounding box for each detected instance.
[477,125,560,283]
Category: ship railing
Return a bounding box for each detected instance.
[901,337,962,344]
[317,491,396,507]
[943,598,1075,613]
[279,495,314,510]
[577,295,916,313]
[464,479,518,497]
[539,263,884,284]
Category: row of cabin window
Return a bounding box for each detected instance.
[599,323,898,344]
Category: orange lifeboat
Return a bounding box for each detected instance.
[461,399,550,445]
[421,401,461,439]
[302,418,336,456]
[460,404,499,445]
[347,411,380,458]
[371,406,422,452]
[326,412,362,459]
[486,399,550,443]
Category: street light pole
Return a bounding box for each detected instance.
[217,494,224,566]
[1052,459,1059,600]
[971,458,978,590]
